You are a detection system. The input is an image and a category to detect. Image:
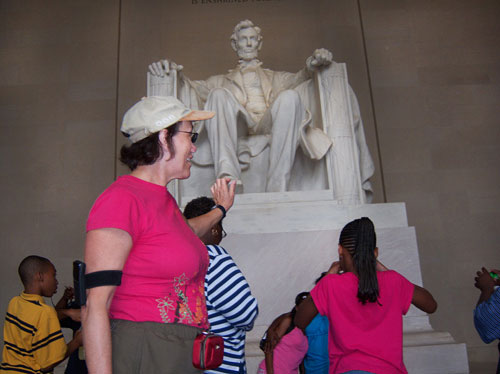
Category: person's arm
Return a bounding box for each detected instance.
[82,228,133,374]
[384,263,437,314]
[186,178,235,237]
[267,313,290,332]
[55,287,81,321]
[412,285,437,314]
[474,279,500,344]
[294,296,319,330]
[41,330,83,373]
[55,287,73,310]
[57,308,81,322]
[263,314,292,373]
[474,267,499,306]
[379,262,437,314]
[327,260,342,274]
[264,348,274,374]
[54,287,81,322]
[264,313,291,352]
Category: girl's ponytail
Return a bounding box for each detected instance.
[339,217,378,304]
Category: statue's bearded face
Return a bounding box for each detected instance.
[235,27,260,61]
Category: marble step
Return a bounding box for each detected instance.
[243,335,468,374]
[216,202,469,373]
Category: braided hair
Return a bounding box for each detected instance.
[339,217,378,304]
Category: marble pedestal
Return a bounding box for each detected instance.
[211,193,469,374]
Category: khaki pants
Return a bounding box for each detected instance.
[111,319,203,374]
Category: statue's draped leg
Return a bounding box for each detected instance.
[204,88,244,180]
[266,90,304,192]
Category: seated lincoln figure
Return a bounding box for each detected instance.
[148,19,374,197]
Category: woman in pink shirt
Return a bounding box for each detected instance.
[295,217,437,374]
[82,96,236,374]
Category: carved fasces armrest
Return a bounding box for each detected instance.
[147,66,178,97]
[314,62,365,204]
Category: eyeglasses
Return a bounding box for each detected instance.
[177,130,198,144]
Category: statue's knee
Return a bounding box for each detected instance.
[208,88,233,102]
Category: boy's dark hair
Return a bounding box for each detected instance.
[18,255,52,287]
[339,217,378,304]
[119,122,181,171]
[183,196,215,219]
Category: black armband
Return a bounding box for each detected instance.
[73,261,122,307]
[214,204,226,219]
[85,270,122,288]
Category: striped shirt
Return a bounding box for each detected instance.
[474,287,500,373]
[1,293,67,373]
[204,245,258,374]
[474,288,500,343]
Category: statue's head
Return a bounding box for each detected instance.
[230,19,263,61]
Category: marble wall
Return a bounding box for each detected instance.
[0,0,119,317]
[360,2,500,372]
[0,0,499,372]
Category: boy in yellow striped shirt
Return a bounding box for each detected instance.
[1,255,82,373]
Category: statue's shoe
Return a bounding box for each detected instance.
[218,175,244,194]
[233,179,243,194]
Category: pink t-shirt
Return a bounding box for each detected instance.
[258,327,308,373]
[311,270,414,374]
[86,175,209,329]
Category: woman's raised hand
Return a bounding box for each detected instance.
[211,178,236,212]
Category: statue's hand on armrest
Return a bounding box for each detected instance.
[148,59,184,77]
[306,48,333,71]
[147,59,184,96]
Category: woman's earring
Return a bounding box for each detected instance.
[211,228,218,236]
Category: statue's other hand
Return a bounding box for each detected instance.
[148,59,184,77]
[306,48,333,71]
